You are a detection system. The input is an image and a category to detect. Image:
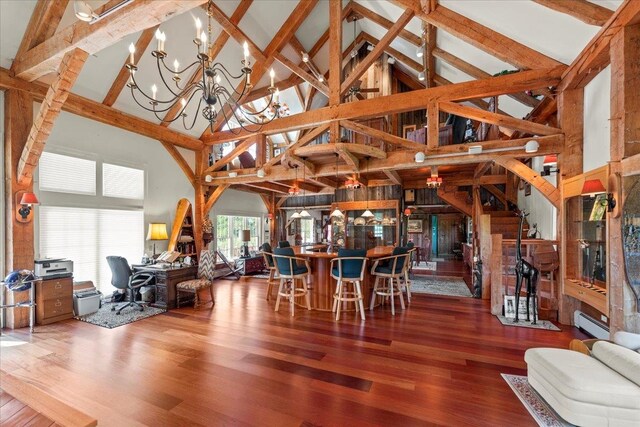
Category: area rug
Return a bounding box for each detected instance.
[495,315,561,332]
[409,276,472,297]
[75,302,165,329]
[250,273,270,279]
[502,374,573,427]
[413,261,437,271]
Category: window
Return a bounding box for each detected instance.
[39,152,96,195]
[39,206,143,294]
[216,215,261,259]
[103,163,144,199]
[300,219,314,244]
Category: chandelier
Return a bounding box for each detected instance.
[125,0,282,133]
[427,176,442,188]
[345,177,361,190]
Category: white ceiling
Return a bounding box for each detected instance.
[0,0,624,138]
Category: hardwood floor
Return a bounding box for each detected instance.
[1,278,586,426]
[0,389,58,426]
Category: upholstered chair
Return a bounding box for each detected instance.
[330,248,367,321]
[175,251,216,308]
[272,247,311,316]
[260,242,278,301]
[370,246,409,315]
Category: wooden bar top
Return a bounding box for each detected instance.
[292,245,395,259]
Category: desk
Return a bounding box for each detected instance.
[133,265,197,309]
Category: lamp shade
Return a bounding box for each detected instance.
[330,208,343,217]
[19,192,39,205]
[146,223,168,240]
[361,209,374,218]
[543,154,558,166]
[241,229,251,242]
[581,179,606,197]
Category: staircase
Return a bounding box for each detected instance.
[437,186,473,216]
[488,211,529,239]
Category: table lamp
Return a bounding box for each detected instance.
[241,229,251,258]
[147,223,168,257]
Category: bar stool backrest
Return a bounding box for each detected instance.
[260,243,275,267]
[273,247,296,275]
[334,248,367,279]
[278,241,291,248]
[391,246,409,274]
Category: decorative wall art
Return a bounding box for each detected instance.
[407,219,423,233]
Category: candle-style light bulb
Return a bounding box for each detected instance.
[128,43,135,65]
[243,41,249,63]
[159,32,166,52]
[200,30,207,53]
[151,84,157,100]
[269,68,275,87]
[195,17,202,40]
[215,74,221,84]
[155,28,162,51]
[173,59,180,73]
[318,75,324,83]
[275,88,280,104]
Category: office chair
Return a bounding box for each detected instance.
[106,256,154,315]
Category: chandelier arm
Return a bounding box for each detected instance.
[183,97,204,130]
[157,88,201,125]
[158,56,201,77]
[130,72,186,107]
[155,58,184,99]
[211,63,247,81]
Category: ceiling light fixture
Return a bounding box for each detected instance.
[525,140,540,153]
[468,145,483,155]
[331,154,344,218]
[426,166,442,188]
[418,71,425,81]
[300,50,326,84]
[127,0,282,134]
[257,168,266,178]
[387,56,396,65]
[361,157,374,218]
[416,44,424,58]
[74,1,97,22]
[414,152,425,163]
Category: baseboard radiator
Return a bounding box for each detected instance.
[574,310,609,340]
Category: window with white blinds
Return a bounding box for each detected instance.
[103,163,144,199]
[39,206,144,294]
[39,152,96,195]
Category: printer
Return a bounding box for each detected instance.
[34,258,73,279]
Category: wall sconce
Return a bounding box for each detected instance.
[581,179,616,212]
[540,155,559,176]
[15,191,39,223]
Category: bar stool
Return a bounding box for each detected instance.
[278,241,291,248]
[272,247,311,316]
[330,249,367,321]
[401,246,417,303]
[369,247,409,315]
[260,243,278,301]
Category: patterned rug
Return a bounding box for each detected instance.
[413,261,437,271]
[409,276,472,297]
[502,374,573,426]
[75,302,165,329]
[495,315,561,331]
[251,273,270,279]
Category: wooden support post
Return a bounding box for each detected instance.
[490,234,504,314]
[609,23,640,333]
[255,133,266,168]
[329,0,342,106]
[556,87,585,325]
[193,151,206,255]
[427,100,439,150]
[4,90,34,329]
[479,213,492,300]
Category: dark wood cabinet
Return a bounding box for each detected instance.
[235,256,266,275]
[36,277,73,325]
[133,265,197,309]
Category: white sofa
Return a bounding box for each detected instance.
[525,335,640,427]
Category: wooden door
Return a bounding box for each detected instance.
[436,215,461,256]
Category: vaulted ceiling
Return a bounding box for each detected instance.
[0,0,623,141]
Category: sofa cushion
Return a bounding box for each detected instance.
[613,331,640,351]
[525,348,640,410]
[592,341,640,388]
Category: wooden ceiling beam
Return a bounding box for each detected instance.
[337,148,360,172]
[474,161,494,179]
[432,48,540,108]
[274,52,330,96]
[360,32,423,73]
[433,74,512,117]
[425,22,436,88]
[204,135,563,185]
[0,68,203,150]
[404,173,506,188]
[293,142,387,159]
[533,0,614,26]
[341,9,414,96]
[438,101,562,136]
[204,138,257,175]
[204,185,229,215]
[482,184,508,208]
[393,0,563,70]
[436,187,472,216]
[102,26,158,107]
[348,2,422,46]
[280,180,323,193]
[263,124,329,169]
[494,157,561,208]
[329,0,343,106]
[243,181,291,194]
[558,0,640,91]
[11,0,69,72]
[207,1,267,63]
[17,49,88,185]
[160,141,196,188]
[204,66,563,144]
[341,120,426,151]
[13,1,208,81]
[384,170,403,185]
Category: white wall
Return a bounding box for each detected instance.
[0,91,4,276]
[34,108,195,257]
[517,155,557,240]
[583,65,611,171]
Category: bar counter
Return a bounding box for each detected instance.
[291,245,395,311]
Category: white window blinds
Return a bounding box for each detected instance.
[39,206,144,294]
[103,163,144,200]
[39,152,96,195]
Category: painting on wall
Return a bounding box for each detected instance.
[407,219,423,234]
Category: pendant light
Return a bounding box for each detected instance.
[290,165,301,219]
[300,157,311,218]
[330,153,344,217]
[361,157,374,218]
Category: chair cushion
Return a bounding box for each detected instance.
[525,347,640,409]
[592,341,640,387]
[273,247,304,275]
[197,251,216,281]
[177,278,211,291]
[292,265,308,275]
[333,249,365,279]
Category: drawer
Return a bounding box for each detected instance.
[41,297,73,318]
[39,278,72,300]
